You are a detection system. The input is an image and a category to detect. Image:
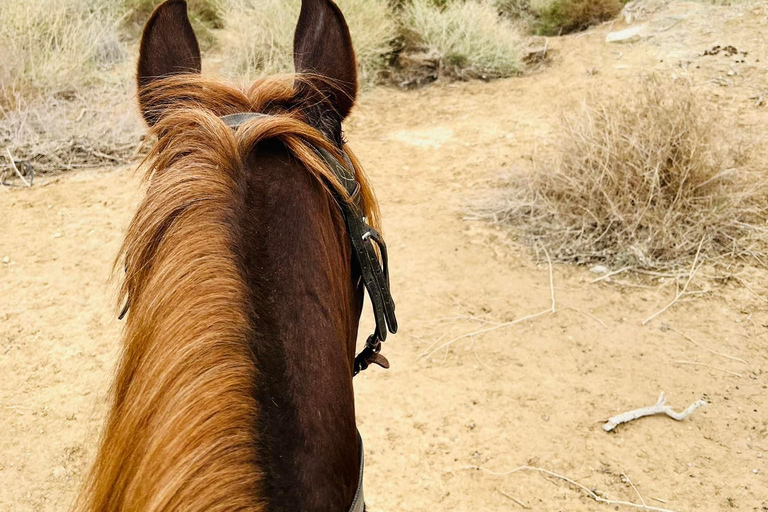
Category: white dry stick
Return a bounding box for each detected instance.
[542,245,556,313]
[592,266,631,283]
[5,149,30,188]
[603,392,706,432]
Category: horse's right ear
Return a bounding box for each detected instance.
[137,0,201,126]
[293,0,358,143]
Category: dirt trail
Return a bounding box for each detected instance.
[2,3,768,511]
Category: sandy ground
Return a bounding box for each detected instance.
[2,2,768,511]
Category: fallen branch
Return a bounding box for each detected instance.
[462,465,680,512]
[602,392,706,432]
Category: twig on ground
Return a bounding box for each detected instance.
[734,276,768,303]
[592,266,631,283]
[542,245,556,313]
[642,239,704,325]
[497,488,531,509]
[421,247,557,360]
[421,309,551,360]
[669,327,748,365]
[602,392,707,432]
[564,306,607,328]
[672,360,743,377]
[6,149,30,187]
[462,465,680,512]
[622,472,646,507]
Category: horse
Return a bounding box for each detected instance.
[74,1,397,510]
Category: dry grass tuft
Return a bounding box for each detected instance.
[477,77,768,271]
[0,0,142,176]
[0,0,125,108]
[401,0,524,80]
[223,0,396,85]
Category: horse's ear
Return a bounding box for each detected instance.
[293,0,357,141]
[137,0,201,125]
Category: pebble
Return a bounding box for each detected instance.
[753,469,759,474]
[590,265,609,275]
[53,233,62,238]
[2,256,9,264]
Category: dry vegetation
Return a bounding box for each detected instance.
[477,77,768,271]
[401,0,523,79]
[530,0,624,35]
[0,0,630,177]
[224,0,397,84]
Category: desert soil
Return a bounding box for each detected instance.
[2,2,768,511]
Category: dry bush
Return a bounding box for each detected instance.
[0,0,125,108]
[223,0,396,85]
[531,0,623,35]
[478,77,768,270]
[1,90,143,179]
[401,0,524,80]
[0,0,142,176]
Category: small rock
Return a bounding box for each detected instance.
[2,256,9,264]
[53,233,62,238]
[590,265,609,275]
[606,26,649,44]
[753,469,759,474]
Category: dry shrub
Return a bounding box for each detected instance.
[0,0,125,108]
[480,77,768,270]
[401,0,523,80]
[532,0,623,35]
[223,0,397,85]
[1,89,143,178]
[0,0,142,176]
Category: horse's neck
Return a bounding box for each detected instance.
[240,144,362,511]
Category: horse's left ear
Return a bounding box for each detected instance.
[293,0,358,142]
[137,0,202,126]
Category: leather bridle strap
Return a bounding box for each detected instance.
[348,430,366,512]
[220,112,386,512]
[220,112,398,376]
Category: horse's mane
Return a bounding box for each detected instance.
[75,74,379,512]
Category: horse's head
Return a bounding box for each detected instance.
[136,0,358,146]
[77,3,395,511]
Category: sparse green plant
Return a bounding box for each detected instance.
[532,0,622,35]
[401,0,523,79]
[476,77,768,270]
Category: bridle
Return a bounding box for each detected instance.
[221,112,397,512]
[119,111,398,512]
[218,112,398,376]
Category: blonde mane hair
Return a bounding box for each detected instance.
[75,74,379,512]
